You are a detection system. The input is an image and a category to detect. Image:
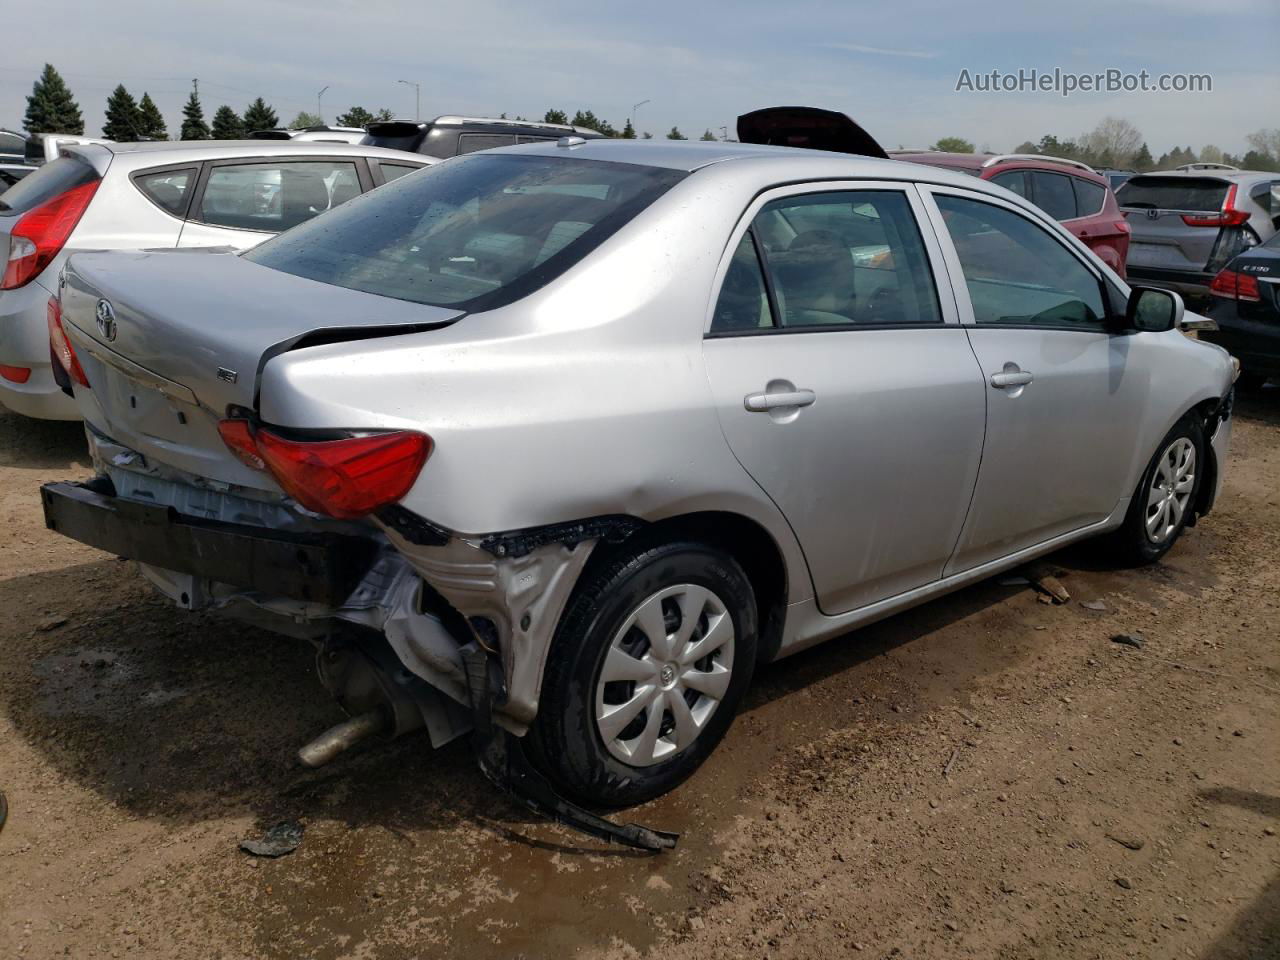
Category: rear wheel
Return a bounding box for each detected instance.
[529,540,757,807]
[1109,415,1205,564]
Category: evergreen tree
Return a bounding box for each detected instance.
[102,85,143,141]
[666,126,686,140]
[288,111,322,129]
[242,98,279,133]
[335,106,376,128]
[1242,150,1280,172]
[544,108,568,124]
[700,129,718,141]
[210,105,245,140]
[1132,142,1153,171]
[24,63,84,135]
[180,91,210,140]
[137,93,167,140]
[375,108,394,121]
[571,109,599,130]
[621,119,636,139]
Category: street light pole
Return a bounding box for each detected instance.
[317,85,329,124]
[398,80,421,121]
[632,99,650,136]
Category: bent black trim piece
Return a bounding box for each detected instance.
[376,503,451,547]
[463,644,678,852]
[480,514,644,559]
[41,480,378,606]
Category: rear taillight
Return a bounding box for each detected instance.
[1209,268,1261,302]
[2,179,100,289]
[1181,184,1250,228]
[217,418,431,519]
[1114,220,1131,234]
[46,296,90,388]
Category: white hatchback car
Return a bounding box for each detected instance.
[0,140,430,419]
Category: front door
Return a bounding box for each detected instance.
[923,188,1150,573]
[702,184,986,614]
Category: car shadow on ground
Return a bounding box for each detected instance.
[0,407,89,471]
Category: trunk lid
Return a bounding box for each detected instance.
[59,249,462,484]
[736,107,889,159]
[1118,175,1233,273]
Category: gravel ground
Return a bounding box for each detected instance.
[0,394,1277,960]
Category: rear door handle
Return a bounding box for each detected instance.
[990,370,1034,388]
[744,388,816,412]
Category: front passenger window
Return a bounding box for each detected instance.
[935,194,1106,329]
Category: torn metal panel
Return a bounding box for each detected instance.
[379,520,597,730]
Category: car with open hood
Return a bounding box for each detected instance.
[40,139,1236,847]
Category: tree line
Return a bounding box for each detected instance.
[929,117,1280,173]
[21,63,394,141]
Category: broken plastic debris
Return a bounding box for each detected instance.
[1111,633,1145,649]
[239,820,304,857]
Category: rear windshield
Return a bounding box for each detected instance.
[0,154,98,214]
[1116,176,1229,212]
[244,153,686,311]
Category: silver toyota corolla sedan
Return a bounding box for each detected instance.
[41,139,1236,848]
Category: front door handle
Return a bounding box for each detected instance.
[990,370,1034,388]
[744,388,816,412]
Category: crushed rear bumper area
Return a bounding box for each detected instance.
[41,478,378,606]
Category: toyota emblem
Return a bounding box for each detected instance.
[95,299,117,341]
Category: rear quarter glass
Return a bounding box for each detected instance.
[0,155,98,214]
[243,153,686,312]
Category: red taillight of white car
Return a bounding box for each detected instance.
[2,180,100,290]
[1209,268,1262,302]
[1181,183,1250,228]
[46,296,90,388]
[217,419,432,519]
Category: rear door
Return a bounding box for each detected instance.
[177,156,371,250]
[1117,175,1232,273]
[702,182,986,614]
[922,186,1150,571]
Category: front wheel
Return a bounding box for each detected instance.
[1110,415,1205,565]
[528,540,757,807]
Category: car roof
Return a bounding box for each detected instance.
[895,151,1109,182]
[1128,169,1277,181]
[69,140,428,164]
[495,138,1021,193]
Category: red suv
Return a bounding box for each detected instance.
[895,152,1131,277]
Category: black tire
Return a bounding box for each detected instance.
[528,539,757,807]
[1109,414,1205,565]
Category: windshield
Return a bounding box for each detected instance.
[245,153,686,310]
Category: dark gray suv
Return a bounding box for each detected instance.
[361,115,604,159]
[1119,169,1280,300]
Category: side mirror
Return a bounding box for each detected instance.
[1125,285,1183,332]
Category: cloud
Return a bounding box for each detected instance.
[822,43,938,60]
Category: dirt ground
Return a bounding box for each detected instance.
[0,394,1277,960]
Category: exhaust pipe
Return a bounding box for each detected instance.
[297,710,386,768]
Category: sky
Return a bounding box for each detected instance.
[2,0,1277,155]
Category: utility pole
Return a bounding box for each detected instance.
[317,85,329,124]
[398,80,420,121]
[632,99,650,135]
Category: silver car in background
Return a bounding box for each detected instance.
[1119,168,1280,300]
[0,140,431,419]
[42,140,1235,847]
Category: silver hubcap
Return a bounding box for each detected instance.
[1145,437,1196,544]
[594,584,735,767]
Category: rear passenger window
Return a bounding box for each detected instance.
[1073,178,1106,217]
[134,168,194,216]
[197,160,360,232]
[711,233,772,333]
[457,134,518,154]
[745,190,942,329]
[990,170,1029,199]
[1030,172,1077,220]
[378,162,420,184]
